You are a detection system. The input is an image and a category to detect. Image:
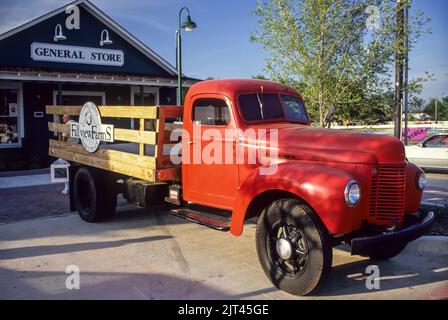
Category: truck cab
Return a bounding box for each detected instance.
[49,79,434,296]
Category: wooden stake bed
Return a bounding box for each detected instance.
[46,105,183,182]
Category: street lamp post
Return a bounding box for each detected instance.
[176,7,197,105]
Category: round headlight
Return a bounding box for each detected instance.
[417,172,426,190]
[345,180,360,207]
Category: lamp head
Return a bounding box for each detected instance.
[181,15,197,32]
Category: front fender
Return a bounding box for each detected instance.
[230,162,361,236]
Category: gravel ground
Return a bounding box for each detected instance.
[422,204,448,236]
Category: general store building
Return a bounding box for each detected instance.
[0,0,196,170]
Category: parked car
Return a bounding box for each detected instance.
[405,133,448,170]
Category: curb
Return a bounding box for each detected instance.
[0,168,50,178]
[404,235,448,254]
[421,201,447,208]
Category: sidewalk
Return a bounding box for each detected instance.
[0,173,53,189]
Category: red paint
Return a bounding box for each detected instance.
[181,79,424,236]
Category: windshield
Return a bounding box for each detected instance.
[238,93,308,122]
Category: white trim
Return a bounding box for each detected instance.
[0,71,194,87]
[0,83,24,148]
[0,0,178,76]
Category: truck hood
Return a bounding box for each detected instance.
[257,124,405,164]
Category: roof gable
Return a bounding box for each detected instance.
[0,0,177,77]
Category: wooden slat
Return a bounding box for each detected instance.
[114,128,156,145]
[50,147,155,181]
[48,123,157,144]
[46,105,158,119]
[49,140,156,169]
[49,122,69,134]
[139,118,145,156]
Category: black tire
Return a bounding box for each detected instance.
[73,167,117,222]
[366,243,407,261]
[256,198,332,296]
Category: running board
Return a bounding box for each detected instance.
[169,208,231,231]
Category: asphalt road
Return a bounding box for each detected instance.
[424,173,448,207]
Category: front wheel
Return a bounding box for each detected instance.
[256,199,332,296]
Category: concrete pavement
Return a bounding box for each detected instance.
[0,206,447,300]
[0,174,52,189]
[424,173,448,207]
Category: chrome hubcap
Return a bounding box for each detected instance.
[276,238,293,260]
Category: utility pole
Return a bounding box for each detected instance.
[403,1,410,145]
[394,0,405,140]
[435,99,438,124]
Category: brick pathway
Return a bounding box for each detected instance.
[0,184,70,223]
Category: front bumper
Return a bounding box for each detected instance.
[351,211,435,255]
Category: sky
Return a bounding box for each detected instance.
[0,0,446,102]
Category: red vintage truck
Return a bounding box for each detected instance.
[47,79,434,296]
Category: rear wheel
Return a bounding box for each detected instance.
[73,167,117,222]
[256,199,332,296]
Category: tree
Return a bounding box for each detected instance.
[252,74,269,80]
[251,0,430,126]
[409,96,425,112]
[424,97,448,121]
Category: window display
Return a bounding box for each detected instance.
[0,88,20,145]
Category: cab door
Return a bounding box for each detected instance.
[182,95,238,209]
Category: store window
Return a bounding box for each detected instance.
[0,86,21,147]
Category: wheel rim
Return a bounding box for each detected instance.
[267,218,309,277]
[77,175,93,212]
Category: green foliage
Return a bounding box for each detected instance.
[251,0,431,126]
[424,97,448,121]
[252,74,269,80]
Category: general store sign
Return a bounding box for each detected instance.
[31,42,124,67]
[70,102,114,153]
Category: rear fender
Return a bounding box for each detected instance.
[230,162,358,236]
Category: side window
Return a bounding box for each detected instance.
[193,98,230,126]
[424,135,446,147]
